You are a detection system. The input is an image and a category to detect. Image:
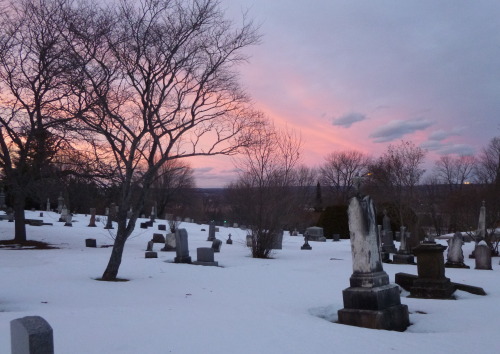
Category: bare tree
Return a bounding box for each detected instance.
[229,122,302,258]
[66,0,260,280]
[150,159,195,218]
[367,140,426,228]
[434,154,477,191]
[319,150,370,204]
[476,137,500,185]
[0,0,78,242]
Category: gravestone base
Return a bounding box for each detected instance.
[226,239,233,245]
[381,252,391,263]
[145,251,158,258]
[338,305,409,332]
[392,254,415,264]
[174,255,191,263]
[301,243,312,250]
[409,278,456,299]
[382,244,398,253]
[444,261,470,269]
[338,283,409,332]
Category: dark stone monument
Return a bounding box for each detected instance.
[104,204,115,229]
[85,238,97,248]
[337,195,409,331]
[226,234,233,245]
[333,234,340,241]
[152,233,166,243]
[145,251,158,258]
[174,228,191,263]
[409,242,456,299]
[11,316,54,354]
[305,226,326,242]
[301,234,312,250]
[146,240,154,252]
[271,230,284,250]
[88,208,97,227]
[140,222,148,229]
[158,224,167,231]
[193,247,218,266]
[475,243,492,270]
[207,221,216,241]
[212,239,222,253]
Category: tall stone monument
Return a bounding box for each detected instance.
[381,209,397,253]
[207,221,216,241]
[337,195,409,331]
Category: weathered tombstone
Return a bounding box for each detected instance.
[150,205,156,223]
[337,195,409,331]
[445,232,469,268]
[64,214,73,227]
[174,228,191,263]
[145,251,158,258]
[161,233,176,251]
[246,234,253,248]
[271,230,283,249]
[233,223,239,228]
[393,227,415,264]
[305,226,326,242]
[104,214,113,229]
[88,208,97,227]
[126,207,133,219]
[158,224,167,231]
[57,193,64,214]
[333,234,340,241]
[46,198,50,212]
[226,234,233,245]
[475,242,492,270]
[291,228,299,236]
[215,227,220,232]
[39,212,43,217]
[59,205,68,222]
[301,233,312,250]
[409,241,456,299]
[470,201,487,258]
[85,238,97,248]
[11,316,54,354]
[140,222,148,229]
[207,221,216,241]
[110,203,118,222]
[146,240,154,252]
[193,247,218,266]
[184,217,191,223]
[381,210,397,253]
[105,207,109,216]
[212,239,222,253]
[152,233,166,243]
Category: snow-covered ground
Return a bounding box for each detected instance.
[1,211,499,354]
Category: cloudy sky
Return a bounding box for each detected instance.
[190,0,500,187]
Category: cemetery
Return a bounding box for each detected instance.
[0,208,499,353]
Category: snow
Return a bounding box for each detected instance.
[1,211,499,354]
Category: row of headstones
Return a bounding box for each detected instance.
[142,227,226,267]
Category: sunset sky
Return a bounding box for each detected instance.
[190,0,500,187]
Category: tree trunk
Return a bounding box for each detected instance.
[101,230,127,281]
[13,190,27,243]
